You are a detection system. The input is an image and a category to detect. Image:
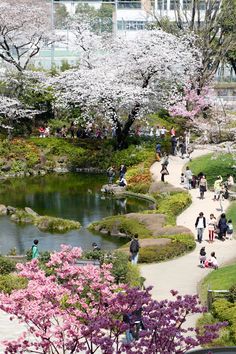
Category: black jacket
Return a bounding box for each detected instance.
[195,216,206,228]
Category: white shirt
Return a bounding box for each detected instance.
[197,217,204,228]
[156,129,160,137]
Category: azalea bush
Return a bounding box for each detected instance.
[0,245,224,353]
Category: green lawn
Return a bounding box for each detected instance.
[199,263,236,304]
[226,202,236,229]
[188,153,235,188]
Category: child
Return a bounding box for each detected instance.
[208,214,217,243]
[199,247,206,268]
[205,252,218,270]
[180,173,185,184]
[227,219,234,240]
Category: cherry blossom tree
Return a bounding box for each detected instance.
[52,29,202,148]
[169,86,210,120]
[0,95,40,138]
[0,0,53,72]
[0,245,224,353]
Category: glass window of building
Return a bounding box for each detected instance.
[118,0,141,9]
[183,0,192,9]
[157,0,167,10]
[170,0,180,10]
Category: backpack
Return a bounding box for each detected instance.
[130,239,139,253]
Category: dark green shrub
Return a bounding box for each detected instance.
[0,274,28,294]
[0,257,16,274]
[139,234,195,263]
[229,284,236,302]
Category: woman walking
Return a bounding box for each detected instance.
[208,214,217,243]
[199,175,207,199]
[218,213,228,241]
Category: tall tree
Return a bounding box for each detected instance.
[0,0,54,72]
[53,29,201,148]
[151,0,236,86]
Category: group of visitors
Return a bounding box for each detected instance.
[199,248,218,269]
[195,212,233,243]
[181,168,208,198]
[106,164,127,187]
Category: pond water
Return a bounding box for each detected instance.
[0,173,152,254]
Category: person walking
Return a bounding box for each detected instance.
[218,213,228,241]
[32,239,39,259]
[171,135,177,155]
[199,175,207,199]
[160,164,169,182]
[213,176,223,201]
[199,247,206,268]
[185,166,193,190]
[208,214,217,243]
[130,234,140,264]
[195,212,206,243]
[156,142,162,161]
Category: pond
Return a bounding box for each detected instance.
[0,173,152,254]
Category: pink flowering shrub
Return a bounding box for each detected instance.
[0,245,225,353]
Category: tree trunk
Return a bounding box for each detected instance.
[115,103,141,149]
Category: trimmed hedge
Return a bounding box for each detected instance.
[154,192,192,224]
[138,234,195,263]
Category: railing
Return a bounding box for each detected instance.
[207,289,230,311]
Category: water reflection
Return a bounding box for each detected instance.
[0,174,152,254]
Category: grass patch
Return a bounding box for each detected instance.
[188,153,235,188]
[199,263,236,304]
[226,202,236,229]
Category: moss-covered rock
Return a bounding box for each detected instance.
[35,216,81,233]
[9,207,81,233]
[88,215,151,239]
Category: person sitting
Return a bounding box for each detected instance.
[205,252,218,269]
[38,126,45,138]
[92,242,101,251]
[119,176,127,187]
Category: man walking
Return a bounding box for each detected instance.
[130,234,140,264]
[195,212,206,243]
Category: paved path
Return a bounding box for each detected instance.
[141,150,236,302]
[0,149,235,352]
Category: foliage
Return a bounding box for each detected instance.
[0,245,223,353]
[0,274,28,294]
[188,153,235,187]
[199,263,236,304]
[89,215,151,239]
[155,192,192,224]
[0,256,16,275]
[139,234,195,263]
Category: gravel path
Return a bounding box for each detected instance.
[141,149,236,301]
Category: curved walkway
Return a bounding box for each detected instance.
[141,149,236,302]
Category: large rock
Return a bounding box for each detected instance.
[53,167,69,174]
[1,164,11,172]
[36,216,81,233]
[24,207,39,217]
[7,206,17,215]
[0,204,7,215]
[101,184,126,194]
